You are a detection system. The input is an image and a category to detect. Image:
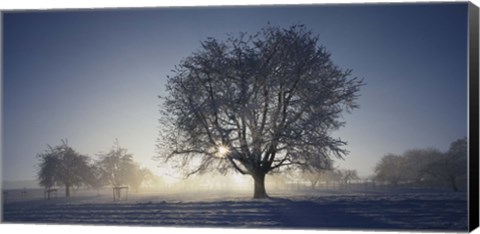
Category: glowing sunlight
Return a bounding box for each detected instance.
[216,145,230,158]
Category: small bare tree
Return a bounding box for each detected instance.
[156,24,364,198]
[340,169,359,185]
[97,140,134,188]
[97,140,151,195]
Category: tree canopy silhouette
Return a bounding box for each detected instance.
[37,140,93,197]
[156,24,364,198]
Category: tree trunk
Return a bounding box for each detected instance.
[252,172,268,199]
[65,184,70,197]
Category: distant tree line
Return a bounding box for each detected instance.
[37,139,158,197]
[373,137,467,191]
[300,158,360,189]
[302,168,360,189]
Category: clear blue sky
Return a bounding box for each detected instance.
[2,3,468,181]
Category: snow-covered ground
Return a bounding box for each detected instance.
[2,187,468,231]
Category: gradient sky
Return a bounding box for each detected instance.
[2,3,468,181]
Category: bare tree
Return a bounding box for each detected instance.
[156,24,364,198]
[401,149,443,184]
[37,151,60,190]
[302,159,334,189]
[85,164,105,195]
[139,168,163,188]
[340,169,359,185]
[97,140,134,188]
[304,170,327,189]
[97,140,151,192]
[126,163,155,192]
[324,169,344,186]
[424,138,467,191]
[374,154,404,186]
[37,140,93,197]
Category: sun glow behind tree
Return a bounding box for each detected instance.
[216,145,230,158]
